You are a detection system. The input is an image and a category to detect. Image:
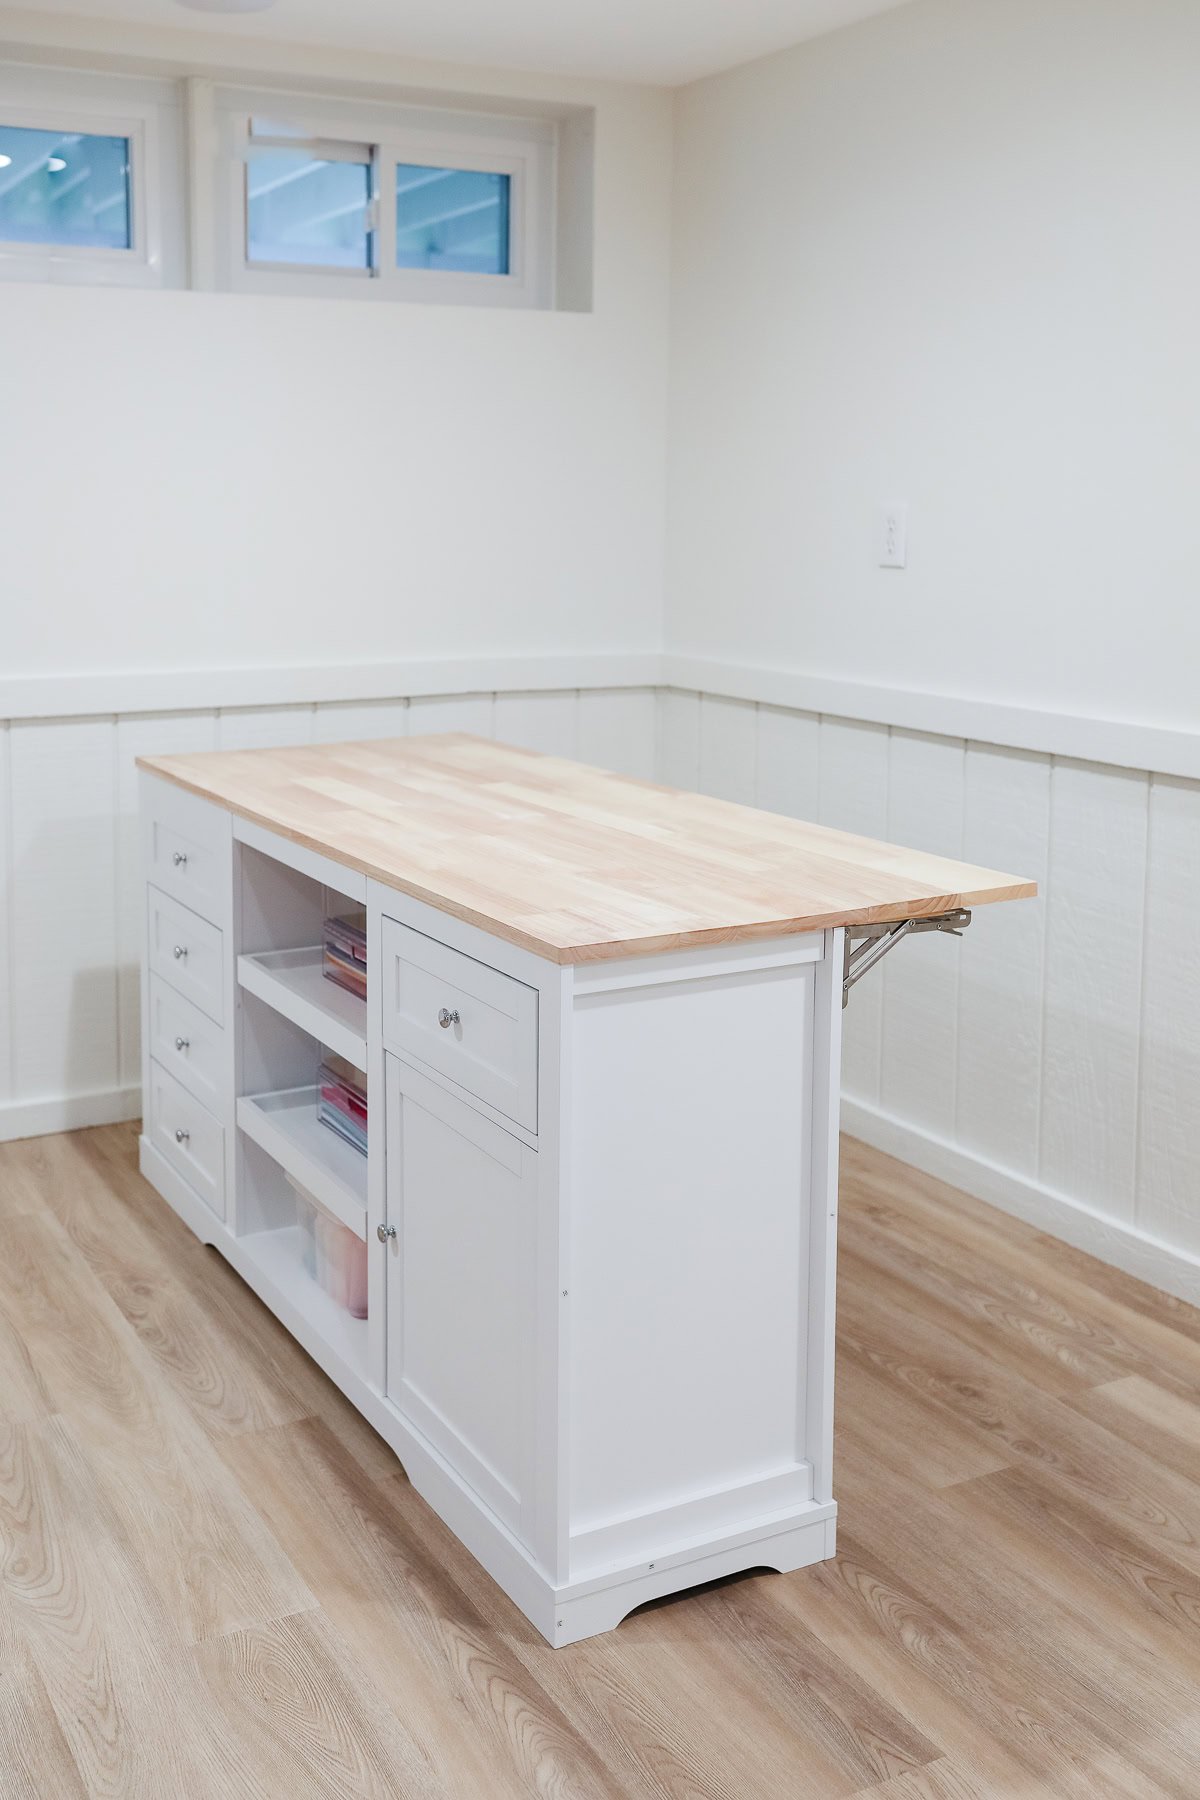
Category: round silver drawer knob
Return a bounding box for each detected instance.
[376,1223,397,1244]
[174,1036,190,1053]
[174,1128,189,1144]
[172,851,188,867]
[173,944,188,960]
[437,1007,460,1030]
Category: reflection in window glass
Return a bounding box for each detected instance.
[246,149,371,270]
[395,165,509,275]
[0,126,131,250]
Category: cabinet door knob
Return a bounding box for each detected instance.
[172,851,188,867]
[173,944,188,960]
[174,1128,189,1144]
[437,1007,460,1030]
[376,1223,397,1244]
[174,1036,190,1053]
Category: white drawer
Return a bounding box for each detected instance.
[147,975,225,1114]
[143,782,228,919]
[146,1058,226,1219]
[147,885,225,1026]
[381,919,538,1134]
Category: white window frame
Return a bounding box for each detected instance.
[384,129,536,309]
[0,98,163,288]
[220,97,549,309]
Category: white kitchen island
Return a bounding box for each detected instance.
[138,734,1033,1646]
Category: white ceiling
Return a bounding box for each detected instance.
[23,0,915,85]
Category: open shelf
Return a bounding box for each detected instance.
[237,1086,367,1238]
[238,947,366,1070]
[239,1225,368,1377]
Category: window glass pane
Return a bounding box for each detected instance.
[246,148,370,270]
[0,125,131,251]
[395,165,509,276]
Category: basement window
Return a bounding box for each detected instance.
[0,62,587,308]
[218,96,553,308]
[245,129,374,273]
[0,124,132,249]
[395,162,510,276]
[0,88,173,287]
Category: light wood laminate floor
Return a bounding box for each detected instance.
[2,1124,1199,1799]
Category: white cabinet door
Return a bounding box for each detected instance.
[384,1054,538,1541]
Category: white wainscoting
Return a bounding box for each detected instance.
[0,682,657,1145]
[6,662,1200,1313]
[656,688,1200,1308]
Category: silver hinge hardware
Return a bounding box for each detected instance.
[843,908,972,1007]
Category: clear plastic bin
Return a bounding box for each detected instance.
[286,1175,368,1321]
[345,1233,368,1320]
[297,1194,317,1279]
[316,1211,349,1307]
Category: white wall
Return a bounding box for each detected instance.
[663,0,1200,1304]
[0,17,673,680]
[0,23,672,1138]
[0,681,658,1143]
[658,691,1200,1308]
[667,0,1200,734]
[6,0,1200,1315]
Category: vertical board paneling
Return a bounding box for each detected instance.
[0,723,10,1107]
[880,731,965,1139]
[312,700,409,744]
[656,689,700,789]
[217,706,316,750]
[10,718,119,1104]
[818,717,890,1105]
[1136,774,1200,1255]
[493,691,579,757]
[577,690,657,779]
[5,675,1199,1316]
[957,744,1051,1175]
[115,712,219,1090]
[407,694,495,739]
[697,695,757,802]
[1040,759,1149,1222]
[755,705,820,821]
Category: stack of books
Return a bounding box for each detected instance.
[323,912,367,1001]
[317,1054,367,1157]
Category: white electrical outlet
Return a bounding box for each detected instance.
[879,502,908,569]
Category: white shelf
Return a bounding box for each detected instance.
[238,1225,367,1378]
[237,1086,367,1238]
[238,946,366,1069]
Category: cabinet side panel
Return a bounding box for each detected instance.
[568,964,815,1540]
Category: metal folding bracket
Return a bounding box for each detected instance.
[843,908,971,1007]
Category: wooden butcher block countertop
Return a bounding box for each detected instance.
[139,733,1036,963]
